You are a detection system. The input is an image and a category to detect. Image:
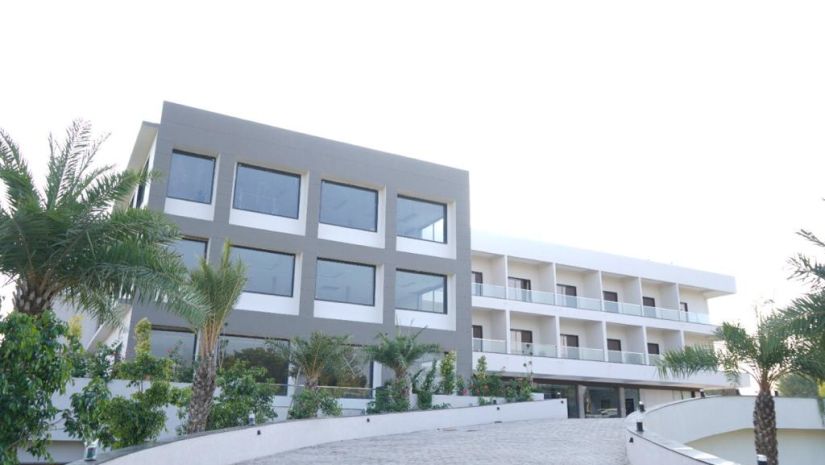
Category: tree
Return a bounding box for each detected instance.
[656,315,822,465]
[206,363,279,430]
[0,122,202,462]
[182,241,246,434]
[0,122,202,322]
[364,329,441,400]
[438,350,457,394]
[269,333,356,419]
[0,311,75,464]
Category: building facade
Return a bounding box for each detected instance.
[91,102,737,418]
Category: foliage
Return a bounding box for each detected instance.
[413,363,438,410]
[182,241,246,434]
[470,355,503,397]
[62,343,122,448]
[0,311,75,464]
[777,373,819,398]
[220,346,287,385]
[438,351,457,394]
[205,363,278,430]
[288,388,342,419]
[366,380,410,414]
[0,122,203,324]
[455,374,467,396]
[364,329,441,399]
[504,362,535,403]
[102,319,186,448]
[269,333,356,389]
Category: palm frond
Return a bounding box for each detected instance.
[656,345,719,379]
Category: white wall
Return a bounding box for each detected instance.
[510,312,555,345]
[85,400,568,465]
[646,328,682,352]
[555,267,586,293]
[688,428,825,465]
[678,287,709,315]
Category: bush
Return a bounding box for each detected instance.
[289,389,342,419]
[470,356,503,397]
[413,363,438,410]
[438,351,456,394]
[206,363,279,429]
[367,380,410,414]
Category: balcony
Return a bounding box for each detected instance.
[558,346,604,362]
[472,337,507,353]
[647,353,663,366]
[607,350,646,365]
[488,286,712,325]
[509,342,557,357]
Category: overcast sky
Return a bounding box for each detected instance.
[3,1,825,325]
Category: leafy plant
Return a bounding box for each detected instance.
[288,389,342,419]
[367,380,410,414]
[364,329,441,400]
[438,351,457,394]
[504,362,534,403]
[206,363,278,429]
[269,333,356,389]
[413,363,438,410]
[470,355,503,398]
[777,373,819,398]
[0,311,75,464]
[102,319,186,448]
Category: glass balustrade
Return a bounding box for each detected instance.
[607,350,645,364]
[509,342,557,357]
[472,337,507,353]
[478,284,713,325]
[647,353,663,366]
[559,346,604,361]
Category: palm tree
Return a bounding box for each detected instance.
[656,314,821,465]
[0,121,201,322]
[364,329,441,399]
[183,241,247,434]
[269,332,356,390]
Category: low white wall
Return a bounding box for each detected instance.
[626,397,825,465]
[79,400,567,465]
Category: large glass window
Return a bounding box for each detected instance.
[315,259,375,306]
[150,328,196,382]
[169,238,207,270]
[395,270,447,313]
[218,335,289,395]
[584,385,620,418]
[231,246,295,296]
[167,150,215,204]
[396,196,447,243]
[233,164,301,218]
[319,180,378,232]
[318,346,373,399]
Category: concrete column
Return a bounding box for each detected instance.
[618,386,626,417]
[577,384,587,418]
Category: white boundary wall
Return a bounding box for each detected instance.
[77,400,567,465]
[625,397,825,465]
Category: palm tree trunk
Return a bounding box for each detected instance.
[13,279,56,316]
[186,351,218,434]
[753,389,779,465]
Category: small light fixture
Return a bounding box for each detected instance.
[639,401,645,413]
[699,389,706,398]
[757,454,768,465]
[248,412,256,425]
[636,421,644,433]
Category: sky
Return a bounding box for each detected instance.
[3,1,825,326]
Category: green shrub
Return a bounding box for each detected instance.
[470,356,503,397]
[438,351,456,394]
[289,388,342,419]
[413,363,438,410]
[367,380,410,414]
[206,363,278,429]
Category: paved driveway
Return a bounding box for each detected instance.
[239,418,629,465]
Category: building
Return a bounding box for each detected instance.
[88,101,737,419]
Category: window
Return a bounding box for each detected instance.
[233,164,301,218]
[561,334,579,347]
[647,343,660,355]
[510,329,533,354]
[472,271,483,284]
[603,290,619,313]
[150,328,196,368]
[509,277,531,301]
[231,246,295,296]
[169,238,207,270]
[395,270,447,313]
[472,325,483,339]
[318,346,373,398]
[557,284,577,307]
[561,334,580,359]
[396,196,447,243]
[132,158,150,208]
[167,150,215,204]
[472,325,484,351]
[607,339,622,351]
[218,336,289,395]
[643,296,657,317]
[319,180,378,231]
[680,302,689,313]
[643,296,656,307]
[315,259,376,306]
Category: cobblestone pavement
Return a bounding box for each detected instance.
[240,418,629,465]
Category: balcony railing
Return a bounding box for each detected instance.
[509,342,557,357]
[647,353,663,366]
[472,283,507,299]
[474,285,712,325]
[558,346,604,361]
[472,337,507,353]
[607,350,646,365]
